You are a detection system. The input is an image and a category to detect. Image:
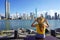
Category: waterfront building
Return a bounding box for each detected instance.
[58,14,59,19]
[27,16,31,20]
[45,12,52,20]
[11,15,16,20]
[30,12,34,20]
[16,12,18,19]
[26,14,29,20]
[19,13,21,18]
[47,15,51,20]
[45,12,48,19]
[5,0,10,19]
[52,16,55,20]
[55,12,58,19]
[18,13,22,20]
[34,8,37,18]
[58,14,60,19]
[22,13,27,20]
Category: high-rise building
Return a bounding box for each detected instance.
[34,8,37,18]
[26,14,30,20]
[58,14,60,19]
[47,15,51,20]
[16,12,18,19]
[11,15,16,20]
[45,12,48,19]
[22,13,27,20]
[45,12,51,20]
[30,12,34,20]
[5,0,10,19]
[55,12,58,19]
[52,16,55,20]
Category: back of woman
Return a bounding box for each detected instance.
[36,17,46,34]
[31,16,49,40]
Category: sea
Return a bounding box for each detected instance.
[0,20,60,30]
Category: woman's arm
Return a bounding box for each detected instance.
[31,19,37,27]
[45,19,49,28]
[31,21,36,27]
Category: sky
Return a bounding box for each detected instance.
[0,0,60,16]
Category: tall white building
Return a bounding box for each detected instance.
[26,14,31,20]
[22,13,27,20]
[34,8,37,18]
[5,0,10,19]
[11,15,16,20]
[16,12,18,19]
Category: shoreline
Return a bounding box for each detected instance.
[0,29,60,40]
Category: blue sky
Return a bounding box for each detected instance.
[0,0,60,16]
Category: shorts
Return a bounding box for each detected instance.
[35,33,45,39]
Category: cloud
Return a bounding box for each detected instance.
[37,10,46,17]
[37,10,60,17]
[0,13,5,17]
[48,10,60,16]
[48,10,55,16]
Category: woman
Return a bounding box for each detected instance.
[31,15,49,40]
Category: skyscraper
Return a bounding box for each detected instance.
[58,14,60,19]
[55,12,58,19]
[16,12,18,19]
[5,0,10,19]
[30,12,34,19]
[22,13,27,20]
[45,12,48,19]
[34,8,37,18]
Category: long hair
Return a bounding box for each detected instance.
[37,17,44,32]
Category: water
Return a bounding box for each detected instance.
[0,20,60,30]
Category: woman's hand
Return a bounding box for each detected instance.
[44,23,49,28]
[35,18,37,21]
[31,18,37,27]
[47,24,49,28]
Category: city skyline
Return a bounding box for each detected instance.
[0,0,60,16]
